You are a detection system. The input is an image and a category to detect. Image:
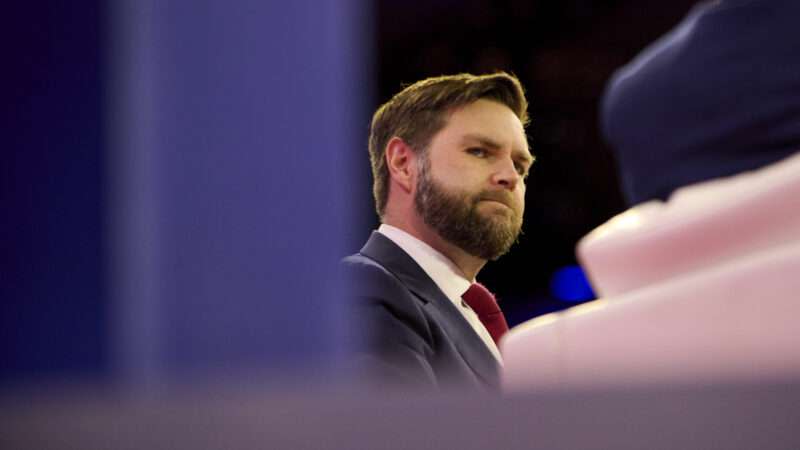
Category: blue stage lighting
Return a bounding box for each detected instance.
[550,265,595,302]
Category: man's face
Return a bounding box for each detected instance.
[414,99,532,260]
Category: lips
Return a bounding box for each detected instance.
[476,197,519,220]
[478,192,516,210]
[481,199,512,209]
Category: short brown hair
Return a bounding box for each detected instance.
[368,72,529,219]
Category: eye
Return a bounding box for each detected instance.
[466,147,488,158]
[514,162,530,179]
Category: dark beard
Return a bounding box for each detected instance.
[414,157,523,261]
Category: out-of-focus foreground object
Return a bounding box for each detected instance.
[503,151,800,390]
[3,0,370,391]
[4,381,800,450]
[602,0,800,205]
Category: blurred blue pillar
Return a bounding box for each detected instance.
[107,0,371,387]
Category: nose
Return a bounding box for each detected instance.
[491,158,521,191]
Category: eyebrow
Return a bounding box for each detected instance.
[462,133,534,166]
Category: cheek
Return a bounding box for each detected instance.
[515,187,526,209]
[429,159,465,186]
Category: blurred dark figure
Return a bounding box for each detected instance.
[602,0,800,205]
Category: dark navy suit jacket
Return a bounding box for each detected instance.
[342,232,500,390]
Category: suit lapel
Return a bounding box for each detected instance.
[360,232,500,386]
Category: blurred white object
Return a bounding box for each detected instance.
[503,152,800,391]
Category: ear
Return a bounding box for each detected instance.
[385,136,417,193]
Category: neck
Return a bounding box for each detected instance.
[383,213,486,281]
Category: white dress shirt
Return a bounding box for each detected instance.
[377,224,502,362]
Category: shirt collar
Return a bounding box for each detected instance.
[377,224,473,301]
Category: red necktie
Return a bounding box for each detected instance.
[461,282,509,346]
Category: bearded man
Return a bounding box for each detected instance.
[343,72,533,390]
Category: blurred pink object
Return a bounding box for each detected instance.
[502,152,800,391]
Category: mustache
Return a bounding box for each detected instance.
[475,190,517,208]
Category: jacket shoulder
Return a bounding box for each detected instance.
[340,252,434,348]
[341,253,415,306]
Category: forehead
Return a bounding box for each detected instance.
[435,99,529,154]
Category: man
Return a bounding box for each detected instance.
[343,72,533,390]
